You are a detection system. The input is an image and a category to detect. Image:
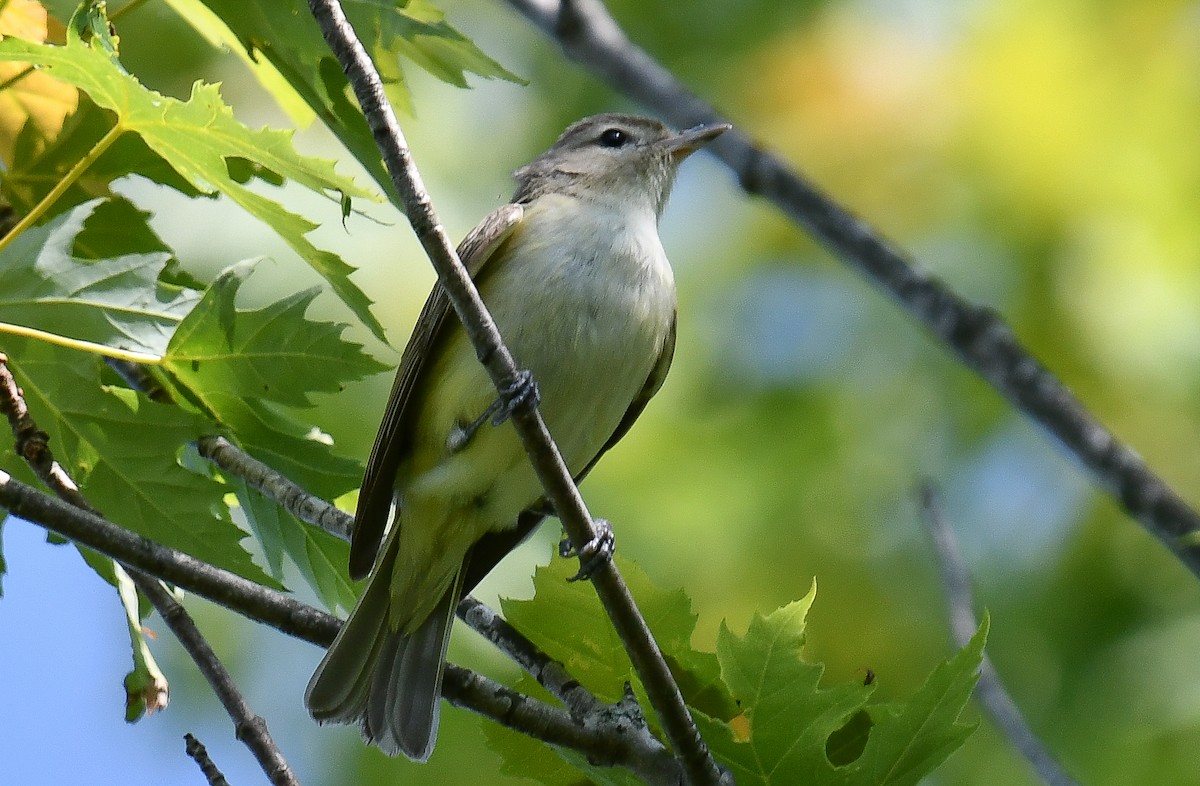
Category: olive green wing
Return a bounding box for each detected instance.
[349,203,525,579]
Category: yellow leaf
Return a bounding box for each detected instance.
[0,0,78,166]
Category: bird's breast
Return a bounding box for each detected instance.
[481,195,676,465]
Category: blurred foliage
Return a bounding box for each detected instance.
[4,0,1200,784]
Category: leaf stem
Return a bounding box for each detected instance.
[0,123,123,256]
[0,64,35,94]
[0,321,162,364]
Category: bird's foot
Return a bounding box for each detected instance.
[490,369,540,426]
[560,519,615,582]
[447,369,540,452]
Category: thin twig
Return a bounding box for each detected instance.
[0,355,299,786]
[304,2,723,783]
[499,0,1200,580]
[0,470,685,784]
[920,483,1081,786]
[457,596,606,716]
[139,576,299,786]
[184,733,232,786]
[197,435,352,540]
[442,666,681,784]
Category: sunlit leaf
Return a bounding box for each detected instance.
[0,199,198,356]
[164,261,387,409]
[168,0,521,198]
[0,25,386,340]
[0,0,77,166]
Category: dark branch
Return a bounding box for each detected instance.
[499,0,1200,578]
[184,734,232,786]
[0,355,298,786]
[303,1,723,782]
[140,575,299,786]
[0,469,688,784]
[920,483,1081,786]
[197,435,352,540]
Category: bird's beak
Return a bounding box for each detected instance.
[665,122,732,158]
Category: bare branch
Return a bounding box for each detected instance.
[457,596,603,715]
[303,1,723,782]
[0,468,689,783]
[443,666,681,785]
[499,0,1200,579]
[0,355,299,786]
[184,734,232,786]
[141,575,299,786]
[920,483,1081,786]
[197,435,352,540]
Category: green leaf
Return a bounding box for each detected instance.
[163,261,387,410]
[494,554,737,780]
[711,585,875,785]
[0,29,387,341]
[3,95,204,216]
[158,260,377,503]
[231,479,357,614]
[159,0,316,127]
[698,589,985,786]
[0,199,198,356]
[1,339,276,586]
[71,196,174,261]
[502,553,736,716]
[844,616,986,786]
[168,0,522,199]
[377,0,524,89]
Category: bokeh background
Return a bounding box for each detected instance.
[5,0,1200,783]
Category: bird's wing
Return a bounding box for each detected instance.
[349,203,525,579]
[580,310,677,479]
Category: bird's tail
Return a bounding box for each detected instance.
[304,539,462,761]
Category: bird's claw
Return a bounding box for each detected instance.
[491,369,540,426]
[560,519,615,582]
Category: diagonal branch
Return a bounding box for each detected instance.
[920,483,1081,786]
[304,1,724,783]
[0,468,685,785]
[0,355,299,786]
[199,431,677,777]
[499,0,1200,578]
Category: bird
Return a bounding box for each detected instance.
[304,113,730,760]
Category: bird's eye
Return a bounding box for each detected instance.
[598,128,629,148]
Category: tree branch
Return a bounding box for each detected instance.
[498,0,1200,579]
[0,468,688,784]
[920,483,1080,786]
[114,357,659,777]
[304,1,723,782]
[0,355,299,786]
[199,419,679,780]
[197,435,352,541]
[184,734,232,786]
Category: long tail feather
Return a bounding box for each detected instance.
[304,539,462,761]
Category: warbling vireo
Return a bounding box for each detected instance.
[305,113,730,760]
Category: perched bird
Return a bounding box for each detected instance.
[305,113,730,760]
